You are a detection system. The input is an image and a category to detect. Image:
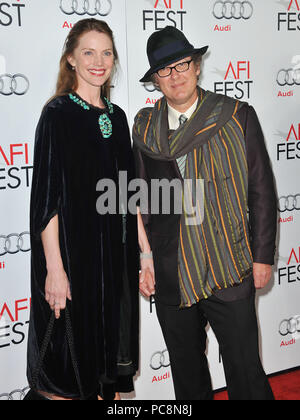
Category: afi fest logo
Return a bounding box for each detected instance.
[0,298,31,350]
[0,143,33,191]
[0,1,25,27]
[212,0,254,32]
[278,0,300,31]
[143,0,186,31]
[213,60,253,100]
[276,123,300,161]
[277,246,300,286]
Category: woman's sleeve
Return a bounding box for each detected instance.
[30,107,62,238]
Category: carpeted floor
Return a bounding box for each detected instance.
[214,369,300,400]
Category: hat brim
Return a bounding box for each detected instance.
[140,46,208,83]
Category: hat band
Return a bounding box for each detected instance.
[150,40,193,65]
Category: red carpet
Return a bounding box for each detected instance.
[214,369,300,400]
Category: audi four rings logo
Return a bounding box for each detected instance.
[150,350,170,370]
[279,317,300,337]
[60,0,112,16]
[0,387,30,401]
[143,83,161,93]
[213,1,254,20]
[0,232,31,256]
[0,74,30,96]
[277,69,300,86]
[278,195,300,212]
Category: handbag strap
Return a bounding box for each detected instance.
[31,311,55,391]
[65,308,85,400]
[31,307,85,400]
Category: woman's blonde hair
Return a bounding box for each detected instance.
[54,18,118,100]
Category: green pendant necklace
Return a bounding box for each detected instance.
[69,93,114,139]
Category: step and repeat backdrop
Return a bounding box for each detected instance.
[0,0,299,400]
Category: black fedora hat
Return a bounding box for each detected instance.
[140,26,208,83]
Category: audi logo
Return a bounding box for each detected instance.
[0,387,30,400]
[0,232,31,256]
[60,0,112,16]
[278,195,300,212]
[277,68,300,86]
[150,349,170,370]
[143,83,161,93]
[0,74,30,96]
[279,317,300,337]
[213,1,254,20]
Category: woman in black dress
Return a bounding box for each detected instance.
[27,19,139,400]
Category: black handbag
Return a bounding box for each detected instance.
[24,307,85,400]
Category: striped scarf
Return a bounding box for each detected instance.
[133,88,253,307]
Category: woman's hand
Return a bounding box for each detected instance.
[139,258,155,298]
[40,215,71,319]
[45,267,72,319]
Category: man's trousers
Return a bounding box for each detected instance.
[155,293,274,400]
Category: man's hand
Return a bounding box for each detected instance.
[139,258,155,298]
[253,263,272,289]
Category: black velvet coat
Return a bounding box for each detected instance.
[27,95,139,399]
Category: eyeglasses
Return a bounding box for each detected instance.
[156,59,193,78]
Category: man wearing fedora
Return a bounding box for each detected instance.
[133,26,277,400]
